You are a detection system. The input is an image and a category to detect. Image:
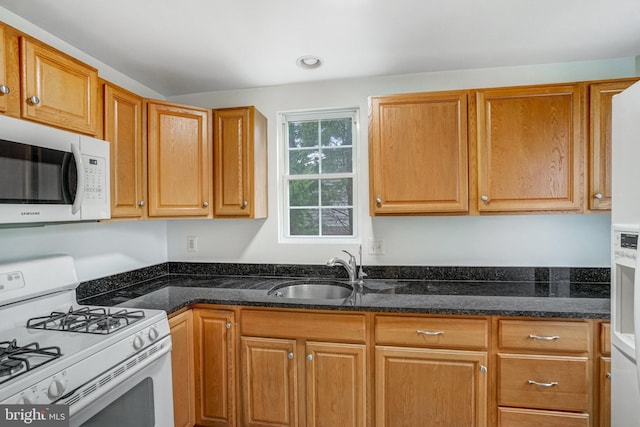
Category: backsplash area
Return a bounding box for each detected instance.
[77,262,610,302]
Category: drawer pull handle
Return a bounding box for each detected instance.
[528,380,559,387]
[417,330,444,336]
[529,334,560,341]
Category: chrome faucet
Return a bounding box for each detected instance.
[327,250,358,284]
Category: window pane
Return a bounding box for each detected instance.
[289,149,320,174]
[320,147,352,173]
[290,209,319,235]
[321,208,353,236]
[289,121,319,148]
[289,180,318,207]
[321,178,353,206]
[321,119,352,147]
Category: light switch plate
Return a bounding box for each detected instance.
[368,238,385,255]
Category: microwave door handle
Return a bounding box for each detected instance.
[70,142,85,215]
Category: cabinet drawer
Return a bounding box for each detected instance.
[498,407,589,427]
[499,320,591,353]
[240,309,366,343]
[498,354,589,412]
[600,322,611,355]
[375,316,488,349]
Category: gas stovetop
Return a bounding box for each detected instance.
[0,340,61,385]
[26,306,145,335]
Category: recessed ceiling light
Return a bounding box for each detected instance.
[297,56,322,69]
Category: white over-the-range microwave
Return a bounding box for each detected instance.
[0,114,110,225]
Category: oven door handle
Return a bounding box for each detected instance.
[60,335,172,415]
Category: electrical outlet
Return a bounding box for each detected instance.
[187,236,198,252]
[368,238,385,255]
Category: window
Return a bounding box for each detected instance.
[281,108,358,239]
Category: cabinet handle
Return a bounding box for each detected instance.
[203,201,209,207]
[0,85,9,95]
[27,95,40,105]
[480,365,487,374]
[417,330,444,336]
[225,323,231,329]
[480,195,489,203]
[241,200,248,208]
[607,372,611,380]
[375,197,382,206]
[287,352,294,360]
[138,200,145,207]
[306,354,313,361]
[529,334,560,341]
[528,380,558,387]
[594,193,603,200]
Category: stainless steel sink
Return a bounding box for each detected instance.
[268,280,353,299]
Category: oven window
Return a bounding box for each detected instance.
[0,139,77,204]
[80,378,155,427]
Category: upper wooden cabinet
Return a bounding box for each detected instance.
[20,37,98,135]
[369,91,469,214]
[474,84,583,212]
[0,23,20,117]
[147,100,211,217]
[213,106,268,218]
[103,82,145,219]
[588,79,639,211]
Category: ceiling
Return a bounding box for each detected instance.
[1,0,639,97]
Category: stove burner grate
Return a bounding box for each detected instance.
[26,307,145,335]
[0,339,62,385]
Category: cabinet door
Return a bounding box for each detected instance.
[147,101,211,217]
[589,79,638,210]
[305,341,366,427]
[369,91,468,214]
[169,310,196,427]
[475,85,582,212]
[194,309,236,427]
[20,37,98,134]
[213,107,267,218]
[599,357,611,427]
[103,83,145,218]
[375,346,487,427]
[241,337,298,427]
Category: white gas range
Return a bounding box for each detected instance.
[0,255,174,427]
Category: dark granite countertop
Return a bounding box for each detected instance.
[78,266,611,319]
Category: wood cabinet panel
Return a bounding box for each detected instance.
[375,346,487,427]
[147,101,211,217]
[241,337,298,427]
[599,357,611,427]
[498,407,589,427]
[369,91,469,214]
[103,83,145,218]
[169,310,196,427]
[305,341,366,427]
[194,309,236,427]
[588,79,638,210]
[213,106,267,218]
[20,37,98,134]
[498,320,591,353]
[475,85,582,212]
[375,315,488,349]
[497,354,589,412]
[600,322,610,355]
[240,309,366,343]
[0,23,19,116]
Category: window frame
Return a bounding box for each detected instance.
[279,107,360,243]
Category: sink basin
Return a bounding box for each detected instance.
[268,280,353,299]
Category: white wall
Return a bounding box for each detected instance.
[167,58,638,267]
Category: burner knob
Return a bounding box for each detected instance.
[47,379,66,399]
[148,327,159,341]
[133,335,144,350]
[17,395,32,405]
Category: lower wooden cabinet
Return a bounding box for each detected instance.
[194,309,236,427]
[375,346,487,427]
[169,310,196,427]
[498,407,589,427]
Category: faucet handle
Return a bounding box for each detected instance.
[342,250,356,264]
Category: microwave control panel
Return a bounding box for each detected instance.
[614,229,638,263]
[82,155,106,202]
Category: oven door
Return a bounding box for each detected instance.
[68,338,174,427]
